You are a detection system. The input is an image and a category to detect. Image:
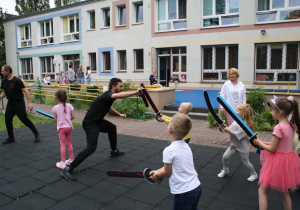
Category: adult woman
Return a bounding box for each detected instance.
[220,68,246,142]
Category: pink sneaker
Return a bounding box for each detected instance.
[65,159,74,165]
[56,161,66,169]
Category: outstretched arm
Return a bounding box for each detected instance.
[253,136,279,153]
[0,90,6,100]
[111,90,139,99]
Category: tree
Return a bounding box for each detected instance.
[54,0,80,7]
[0,8,6,67]
[15,0,50,15]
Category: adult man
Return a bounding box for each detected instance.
[0,65,40,144]
[61,78,143,181]
[68,64,75,84]
[76,64,85,84]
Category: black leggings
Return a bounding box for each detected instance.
[5,100,38,138]
[69,119,117,171]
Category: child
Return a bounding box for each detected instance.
[160,102,192,144]
[253,96,300,210]
[150,113,202,210]
[52,89,75,169]
[218,104,258,182]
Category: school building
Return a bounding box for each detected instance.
[3,0,300,87]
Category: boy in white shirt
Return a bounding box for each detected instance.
[150,113,202,210]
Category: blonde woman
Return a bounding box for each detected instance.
[220,68,246,142]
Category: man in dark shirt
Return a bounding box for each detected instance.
[0,65,40,144]
[61,78,142,181]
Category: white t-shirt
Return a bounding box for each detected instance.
[163,140,200,194]
[220,80,246,110]
[86,70,91,79]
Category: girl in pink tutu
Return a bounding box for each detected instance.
[52,89,75,169]
[254,96,300,210]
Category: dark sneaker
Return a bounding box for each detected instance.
[291,187,300,195]
[34,133,41,143]
[60,169,77,181]
[109,149,125,157]
[2,138,15,145]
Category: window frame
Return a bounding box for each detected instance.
[102,7,111,28]
[134,49,144,72]
[102,51,111,73]
[89,52,97,73]
[118,50,127,72]
[62,14,80,42]
[19,24,32,48]
[202,0,240,28]
[256,0,300,23]
[20,58,33,80]
[202,44,239,82]
[117,4,127,26]
[88,10,96,30]
[255,42,299,81]
[40,56,55,80]
[39,19,54,45]
[156,0,187,32]
[133,1,144,24]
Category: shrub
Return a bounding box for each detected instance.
[246,87,266,114]
[122,80,133,91]
[253,110,276,132]
[112,98,148,118]
[207,112,227,128]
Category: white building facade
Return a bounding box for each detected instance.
[4,0,300,86]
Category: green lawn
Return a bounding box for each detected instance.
[0,113,82,132]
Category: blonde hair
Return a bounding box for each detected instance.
[236,104,256,132]
[227,68,239,79]
[169,113,192,139]
[180,102,193,113]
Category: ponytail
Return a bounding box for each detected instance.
[290,99,300,141]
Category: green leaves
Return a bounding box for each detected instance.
[15,0,50,15]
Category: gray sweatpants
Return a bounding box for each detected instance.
[222,147,257,175]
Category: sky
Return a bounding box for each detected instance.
[0,0,55,15]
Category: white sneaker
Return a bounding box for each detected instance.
[65,158,74,165]
[247,174,258,182]
[56,161,66,169]
[217,169,229,178]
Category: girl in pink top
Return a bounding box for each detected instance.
[52,89,75,169]
[254,96,300,210]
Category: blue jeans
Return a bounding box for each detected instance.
[86,76,91,84]
[69,80,75,84]
[173,185,202,210]
[77,76,84,84]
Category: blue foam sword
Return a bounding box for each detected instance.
[36,109,54,119]
[217,95,261,149]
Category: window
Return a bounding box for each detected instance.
[118,50,127,71]
[40,56,55,79]
[102,7,110,27]
[40,20,53,45]
[255,42,299,81]
[134,49,144,71]
[89,53,97,72]
[203,0,239,27]
[88,10,95,29]
[118,5,126,26]
[202,45,239,82]
[157,0,187,31]
[19,24,32,48]
[63,14,80,42]
[63,54,80,72]
[20,58,33,80]
[134,1,144,23]
[257,0,300,23]
[102,52,111,72]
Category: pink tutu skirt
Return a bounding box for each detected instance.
[259,150,300,192]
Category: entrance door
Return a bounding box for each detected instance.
[158,56,170,87]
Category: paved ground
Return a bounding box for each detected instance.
[0,101,299,209]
